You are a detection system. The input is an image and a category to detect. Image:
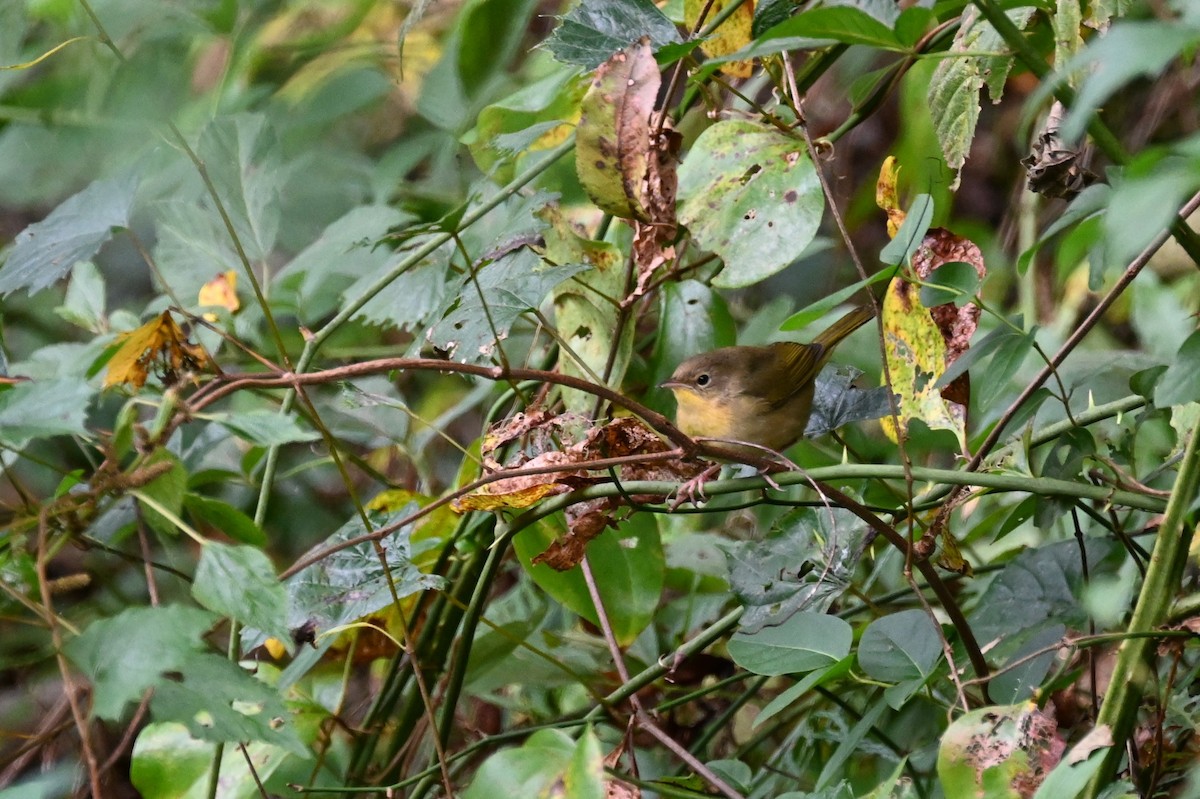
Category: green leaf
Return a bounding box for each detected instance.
[55,261,107,332]
[0,174,137,297]
[990,624,1064,704]
[1031,730,1113,799]
[879,194,933,266]
[196,114,282,262]
[184,494,266,547]
[212,410,320,447]
[677,120,824,288]
[463,728,576,799]
[467,67,586,184]
[544,0,682,68]
[274,205,415,324]
[137,450,188,537]
[918,261,981,307]
[148,653,306,755]
[928,6,1034,187]
[1156,330,1200,406]
[806,367,895,438]
[0,378,94,448]
[130,722,297,799]
[565,727,604,799]
[428,247,587,362]
[64,605,217,720]
[761,5,901,49]
[513,511,664,646]
[274,503,445,646]
[753,655,853,728]
[725,507,869,632]
[193,541,289,644]
[780,269,893,331]
[858,609,942,683]
[648,280,736,411]
[1058,21,1200,143]
[728,612,852,675]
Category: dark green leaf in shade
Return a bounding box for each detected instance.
[858,609,943,684]
[64,605,217,720]
[971,538,1119,685]
[752,656,853,728]
[990,624,1065,704]
[677,120,824,288]
[192,541,290,644]
[727,611,852,675]
[184,494,266,547]
[513,511,664,646]
[1156,329,1200,406]
[0,174,137,297]
[148,653,307,755]
[0,378,94,449]
[724,507,869,632]
[544,0,682,69]
[805,366,895,438]
[752,0,796,37]
[648,280,736,412]
[1130,365,1167,400]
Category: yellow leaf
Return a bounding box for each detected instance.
[686,0,755,78]
[104,311,210,389]
[198,270,239,320]
[878,278,966,450]
[876,156,906,238]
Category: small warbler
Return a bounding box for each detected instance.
[661,305,874,457]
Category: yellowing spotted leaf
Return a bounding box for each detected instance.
[198,270,239,318]
[686,0,755,78]
[876,156,906,238]
[104,311,210,389]
[879,278,966,451]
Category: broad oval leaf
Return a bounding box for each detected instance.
[677,120,823,288]
[727,611,851,675]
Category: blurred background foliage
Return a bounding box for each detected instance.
[1,0,1199,797]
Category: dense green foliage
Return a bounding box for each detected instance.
[1,1,1199,798]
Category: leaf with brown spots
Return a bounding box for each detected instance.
[686,0,755,78]
[576,39,660,221]
[938,703,1065,799]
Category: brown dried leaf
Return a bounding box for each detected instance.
[576,39,660,221]
[912,228,986,408]
[1022,102,1098,201]
[481,410,555,456]
[452,451,586,513]
[532,497,617,570]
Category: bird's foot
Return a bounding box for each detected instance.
[669,462,722,510]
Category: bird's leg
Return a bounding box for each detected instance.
[669,462,722,510]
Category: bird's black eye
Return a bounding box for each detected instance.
[696,373,711,387]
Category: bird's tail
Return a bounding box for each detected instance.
[813,305,875,350]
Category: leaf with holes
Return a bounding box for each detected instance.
[677,120,823,288]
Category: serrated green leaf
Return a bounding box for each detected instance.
[64,605,217,720]
[193,541,289,644]
[196,114,282,262]
[0,174,137,297]
[428,248,587,362]
[724,506,868,632]
[677,120,823,288]
[212,410,320,447]
[727,611,852,675]
[544,0,682,68]
[0,378,94,448]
